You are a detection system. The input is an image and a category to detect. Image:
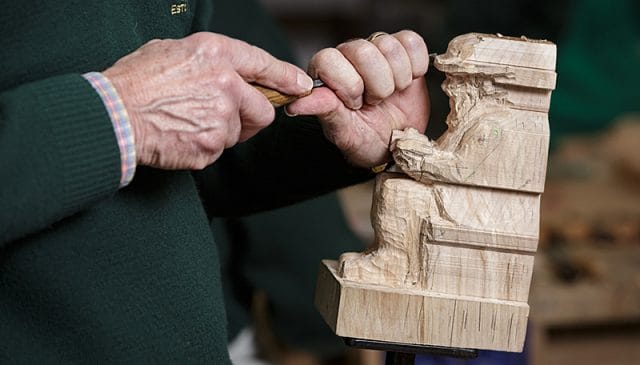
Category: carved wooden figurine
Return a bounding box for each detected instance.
[315,33,557,352]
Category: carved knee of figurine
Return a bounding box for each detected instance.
[339,173,434,288]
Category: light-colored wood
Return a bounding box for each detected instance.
[391,33,556,193]
[338,173,538,302]
[316,260,529,352]
[316,33,556,352]
[253,85,311,107]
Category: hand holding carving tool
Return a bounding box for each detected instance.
[252,79,324,107]
[254,53,437,107]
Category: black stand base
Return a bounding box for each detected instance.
[343,337,478,365]
[385,351,416,365]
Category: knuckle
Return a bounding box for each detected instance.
[396,30,426,51]
[190,32,225,59]
[271,61,297,87]
[311,48,341,67]
[249,47,269,76]
[351,40,378,62]
[188,31,210,42]
[251,47,300,88]
[256,106,275,126]
[211,70,235,91]
[210,96,236,120]
[188,32,209,48]
[377,35,403,57]
[251,46,272,71]
[189,31,217,45]
[204,40,222,59]
[243,104,274,130]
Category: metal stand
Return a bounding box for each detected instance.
[344,337,478,365]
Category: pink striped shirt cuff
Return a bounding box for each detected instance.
[83,72,136,187]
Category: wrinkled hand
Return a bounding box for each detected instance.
[287,30,430,168]
[104,32,313,169]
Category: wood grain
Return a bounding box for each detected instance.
[392,33,556,193]
[315,33,556,352]
[338,173,538,302]
[316,260,529,352]
[253,85,311,107]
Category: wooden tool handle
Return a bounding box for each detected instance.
[253,85,312,107]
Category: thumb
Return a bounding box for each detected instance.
[286,87,360,155]
[226,37,313,96]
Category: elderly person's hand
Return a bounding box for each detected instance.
[104,32,313,170]
[287,30,430,168]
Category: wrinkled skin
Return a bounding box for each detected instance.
[104,30,430,171]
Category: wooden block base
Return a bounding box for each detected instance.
[315,260,529,352]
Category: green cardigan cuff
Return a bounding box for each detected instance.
[33,74,121,210]
[1,74,121,242]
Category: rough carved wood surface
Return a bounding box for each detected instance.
[391,33,556,193]
[316,33,557,352]
[338,173,538,302]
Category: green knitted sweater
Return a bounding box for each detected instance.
[0,0,371,362]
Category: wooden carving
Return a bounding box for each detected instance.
[315,33,557,352]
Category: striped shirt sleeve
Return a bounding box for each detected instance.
[82,72,136,187]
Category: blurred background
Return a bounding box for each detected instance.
[217,0,640,364]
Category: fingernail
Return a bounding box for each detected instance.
[297,72,314,91]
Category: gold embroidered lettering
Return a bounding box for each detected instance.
[171,2,188,15]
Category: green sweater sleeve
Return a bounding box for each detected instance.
[0,74,121,245]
